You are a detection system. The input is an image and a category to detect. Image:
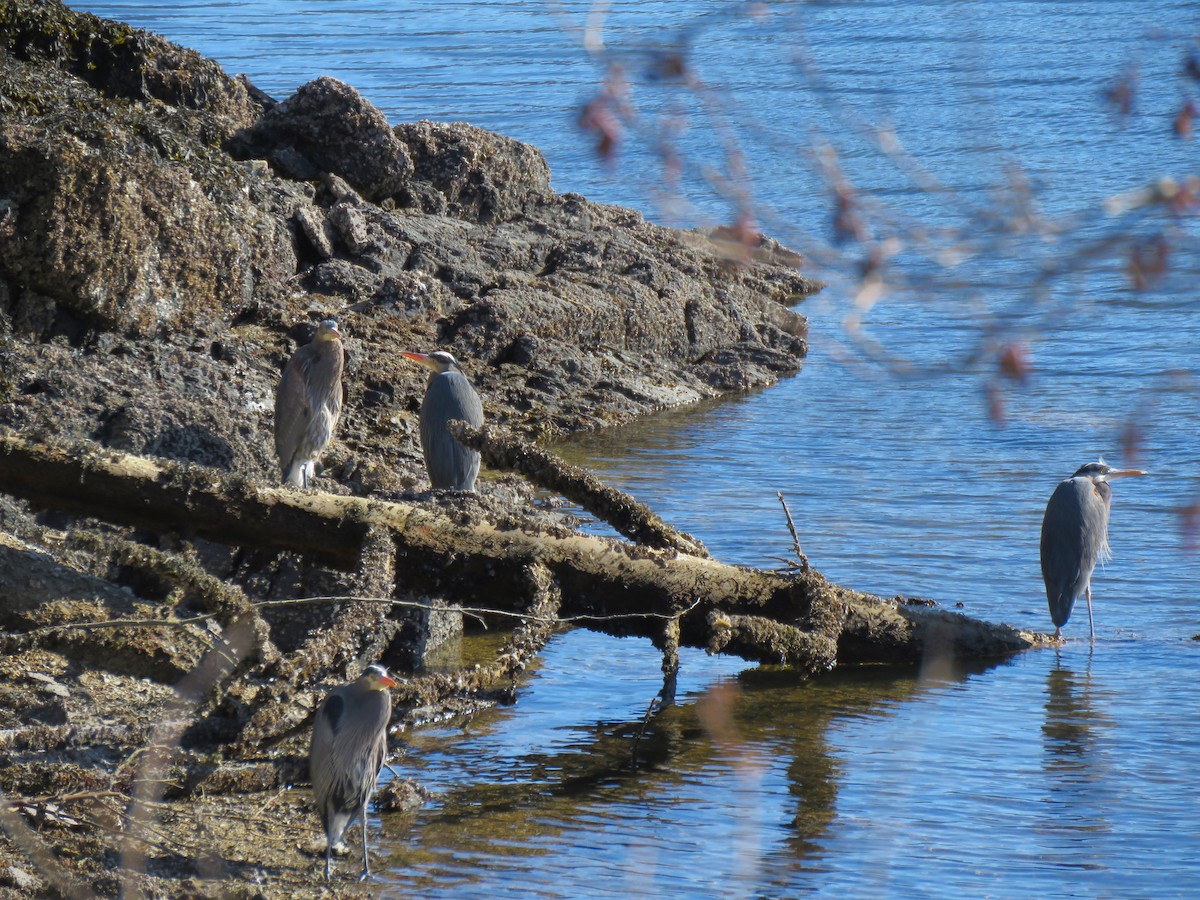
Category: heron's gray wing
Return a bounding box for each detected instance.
[313,342,345,421]
[275,343,344,480]
[309,687,345,830]
[1069,478,1112,571]
[1040,478,1108,627]
[325,688,391,819]
[274,346,316,476]
[305,343,345,448]
[420,372,484,490]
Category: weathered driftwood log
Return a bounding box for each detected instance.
[0,438,368,568]
[222,559,564,753]
[0,433,1045,680]
[0,533,208,681]
[449,421,709,558]
[70,531,280,669]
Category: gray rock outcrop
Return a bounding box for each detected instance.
[0,0,820,492]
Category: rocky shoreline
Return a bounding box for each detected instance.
[0,0,819,488]
[0,1,825,895]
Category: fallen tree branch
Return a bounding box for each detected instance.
[450,421,710,558]
[708,611,837,666]
[70,532,281,668]
[0,433,1044,690]
[0,436,370,568]
[0,533,208,681]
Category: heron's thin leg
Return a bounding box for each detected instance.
[359,799,370,881]
[324,843,332,881]
[1084,586,1095,641]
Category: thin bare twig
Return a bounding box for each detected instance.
[22,615,241,669]
[257,594,706,625]
[31,614,216,632]
[775,492,810,573]
[12,595,707,641]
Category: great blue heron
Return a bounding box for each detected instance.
[274,320,345,488]
[1040,460,1145,641]
[310,663,397,881]
[401,350,484,491]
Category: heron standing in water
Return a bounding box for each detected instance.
[401,350,484,491]
[310,663,397,881]
[1040,460,1145,640]
[274,320,345,488]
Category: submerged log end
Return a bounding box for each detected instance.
[837,592,1049,665]
[899,604,1052,658]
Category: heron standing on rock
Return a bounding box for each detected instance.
[402,350,484,491]
[1040,460,1145,641]
[310,663,397,881]
[274,320,345,488]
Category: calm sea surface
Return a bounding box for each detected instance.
[72,1,1200,896]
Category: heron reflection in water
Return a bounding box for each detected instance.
[1040,460,1145,641]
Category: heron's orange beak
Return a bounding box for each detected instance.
[1107,469,1147,480]
[367,671,398,689]
[401,351,438,371]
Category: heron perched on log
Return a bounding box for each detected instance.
[310,663,397,881]
[402,350,484,491]
[1040,460,1145,641]
[274,320,345,489]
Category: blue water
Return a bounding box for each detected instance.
[71,1,1200,896]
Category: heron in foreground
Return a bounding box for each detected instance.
[310,663,397,881]
[1040,460,1145,641]
[274,319,345,488]
[401,350,484,491]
